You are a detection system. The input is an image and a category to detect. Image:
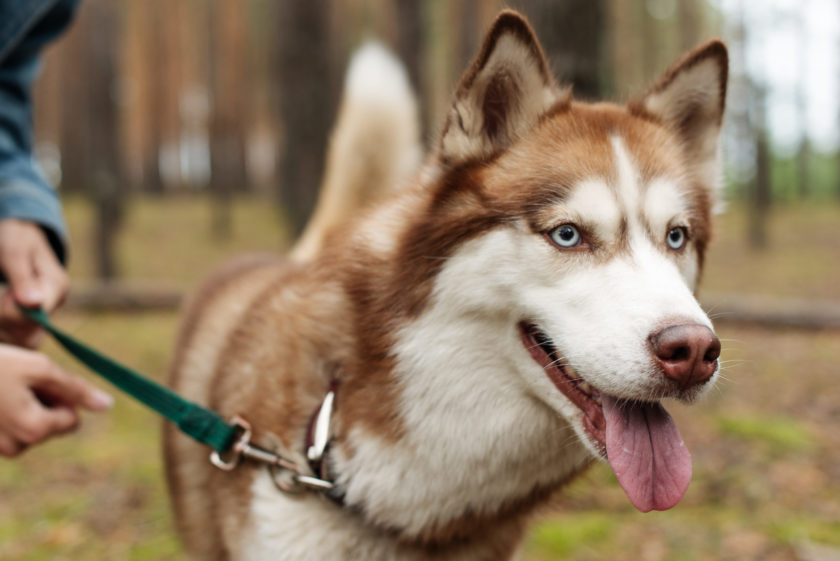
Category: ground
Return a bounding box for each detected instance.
[0,197,837,560]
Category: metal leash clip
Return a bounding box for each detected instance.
[209,415,335,494]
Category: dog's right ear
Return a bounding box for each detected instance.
[437,11,565,166]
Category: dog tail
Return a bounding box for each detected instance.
[291,42,422,261]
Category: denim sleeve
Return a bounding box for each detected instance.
[0,0,80,265]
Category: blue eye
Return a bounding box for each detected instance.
[667,227,687,250]
[548,224,582,248]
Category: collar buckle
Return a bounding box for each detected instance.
[209,412,336,494]
[306,389,335,464]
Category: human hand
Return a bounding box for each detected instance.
[0,343,112,457]
[0,219,69,348]
[0,344,113,457]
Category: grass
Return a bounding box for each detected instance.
[0,312,183,561]
[528,513,615,559]
[62,194,291,289]
[0,197,838,560]
[715,414,817,454]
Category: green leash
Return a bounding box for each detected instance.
[20,307,237,454]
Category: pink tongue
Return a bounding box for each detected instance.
[602,395,692,512]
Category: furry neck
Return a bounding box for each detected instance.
[328,250,593,543]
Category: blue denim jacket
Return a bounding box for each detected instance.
[0,0,80,263]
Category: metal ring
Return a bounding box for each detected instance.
[295,474,335,492]
[269,463,305,494]
[209,416,252,471]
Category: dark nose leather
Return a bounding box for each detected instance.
[649,324,721,389]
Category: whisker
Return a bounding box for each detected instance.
[707,311,737,320]
[714,372,734,385]
[717,338,745,346]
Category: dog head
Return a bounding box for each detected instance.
[419,11,727,512]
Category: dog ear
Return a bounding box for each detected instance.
[633,40,728,187]
[437,11,564,165]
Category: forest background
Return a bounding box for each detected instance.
[0,1,837,560]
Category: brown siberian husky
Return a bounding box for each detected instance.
[165,10,727,561]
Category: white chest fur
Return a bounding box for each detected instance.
[332,230,593,538]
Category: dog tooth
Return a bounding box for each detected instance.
[578,381,592,395]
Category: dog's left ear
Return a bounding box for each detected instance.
[438,11,564,165]
[633,40,728,186]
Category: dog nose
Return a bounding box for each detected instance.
[649,324,721,389]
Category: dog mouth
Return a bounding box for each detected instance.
[518,321,693,513]
[518,321,607,454]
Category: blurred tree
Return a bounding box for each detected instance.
[44,0,126,280]
[423,1,456,132]
[837,11,840,201]
[678,0,702,51]
[142,1,165,194]
[609,0,645,96]
[510,0,606,99]
[208,0,249,239]
[85,0,126,280]
[453,0,481,81]
[273,0,336,238]
[57,8,88,199]
[735,1,769,249]
[150,0,186,193]
[639,0,659,88]
[395,0,427,138]
[119,0,148,191]
[244,1,280,197]
[796,5,810,200]
[750,90,771,249]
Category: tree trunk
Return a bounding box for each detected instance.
[749,87,770,250]
[140,1,164,193]
[797,137,810,200]
[208,0,248,240]
[273,0,335,238]
[85,0,125,281]
[395,0,427,138]
[508,0,606,99]
[57,4,88,196]
[796,5,809,200]
[733,0,769,249]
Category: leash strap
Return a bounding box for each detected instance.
[20,307,237,453]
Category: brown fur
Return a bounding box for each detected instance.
[629,39,729,125]
[165,9,726,560]
[164,255,291,559]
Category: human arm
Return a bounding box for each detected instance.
[0,0,80,344]
[0,0,109,458]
